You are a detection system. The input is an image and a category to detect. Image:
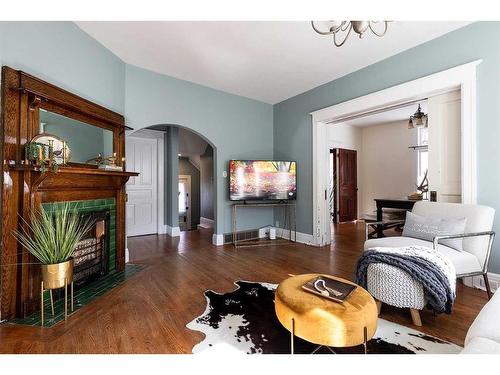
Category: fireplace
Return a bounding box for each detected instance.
[0,66,139,320]
[73,210,111,287]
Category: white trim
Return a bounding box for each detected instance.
[157,136,165,235]
[277,229,317,246]
[212,233,224,246]
[463,273,500,293]
[125,248,130,264]
[167,225,181,237]
[198,217,214,229]
[311,60,481,247]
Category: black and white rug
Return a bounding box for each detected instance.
[186,280,462,354]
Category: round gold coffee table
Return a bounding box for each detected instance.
[275,274,378,354]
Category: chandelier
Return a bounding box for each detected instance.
[311,21,389,47]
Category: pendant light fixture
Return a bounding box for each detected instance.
[408,104,428,129]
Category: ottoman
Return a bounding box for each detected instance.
[275,274,378,353]
[366,263,426,326]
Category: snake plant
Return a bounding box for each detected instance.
[14,202,95,265]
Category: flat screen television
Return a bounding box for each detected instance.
[229,160,297,201]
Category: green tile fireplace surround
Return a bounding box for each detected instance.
[2,197,145,328]
[41,198,117,271]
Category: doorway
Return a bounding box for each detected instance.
[178,175,192,231]
[330,148,358,223]
[338,149,358,222]
[311,61,479,246]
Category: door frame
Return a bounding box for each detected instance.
[330,149,337,224]
[178,174,192,230]
[310,60,481,246]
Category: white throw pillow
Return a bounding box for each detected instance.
[402,211,467,251]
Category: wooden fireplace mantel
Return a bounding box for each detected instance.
[0,66,138,320]
[8,164,138,189]
[7,164,138,204]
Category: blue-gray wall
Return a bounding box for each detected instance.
[0,21,274,236]
[0,22,125,113]
[274,22,500,272]
[165,127,180,228]
[124,64,274,234]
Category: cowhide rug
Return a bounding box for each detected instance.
[186,280,462,354]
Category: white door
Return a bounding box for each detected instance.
[126,137,158,236]
[178,175,191,231]
[428,90,462,203]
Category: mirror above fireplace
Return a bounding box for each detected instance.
[39,109,114,164]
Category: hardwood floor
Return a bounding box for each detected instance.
[0,222,489,353]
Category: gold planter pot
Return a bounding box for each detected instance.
[41,259,74,289]
[40,258,74,326]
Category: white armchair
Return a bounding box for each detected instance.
[364,201,495,298]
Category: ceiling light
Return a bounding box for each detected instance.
[408,104,428,129]
[311,21,389,47]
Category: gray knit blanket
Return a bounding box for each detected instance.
[356,246,456,314]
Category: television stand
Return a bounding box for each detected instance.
[231,201,297,248]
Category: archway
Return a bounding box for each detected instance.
[125,123,218,243]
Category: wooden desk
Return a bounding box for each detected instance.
[374,198,419,238]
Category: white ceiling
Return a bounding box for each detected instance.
[76,21,471,104]
[341,101,428,128]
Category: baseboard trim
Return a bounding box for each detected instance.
[198,217,214,229]
[213,227,315,247]
[125,247,129,264]
[166,225,181,237]
[157,225,168,235]
[277,228,316,246]
[463,272,500,293]
[212,233,224,246]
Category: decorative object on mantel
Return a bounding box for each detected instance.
[408,104,428,129]
[98,152,124,171]
[13,200,95,325]
[85,153,104,166]
[98,165,124,171]
[86,152,124,171]
[25,133,70,173]
[311,21,389,47]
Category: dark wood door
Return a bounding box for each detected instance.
[338,149,357,222]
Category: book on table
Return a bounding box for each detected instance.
[302,276,356,303]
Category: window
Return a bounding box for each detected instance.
[417,127,429,185]
[178,181,186,213]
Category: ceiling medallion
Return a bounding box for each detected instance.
[311,21,389,47]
